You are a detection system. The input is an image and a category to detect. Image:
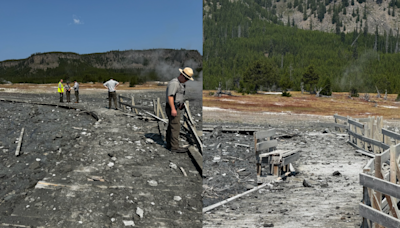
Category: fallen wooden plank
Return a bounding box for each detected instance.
[179,167,187,177]
[185,119,203,154]
[119,101,154,111]
[203,126,262,132]
[235,143,250,148]
[359,173,400,199]
[359,203,400,228]
[203,182,270,213]
[188,146,202,172]
[143,111,168,124]
[356,150,375,158]
[15,128,24,156]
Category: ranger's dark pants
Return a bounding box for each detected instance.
[75,91,79,102]
[59,93,63,102]
[108,91,117,109]
[165,103,181,150]
[66,91,71,102]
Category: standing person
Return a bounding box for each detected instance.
[103,78,119,110]
[65,82,71,103]
[73,80,79,103]
[165,67,194,153]
[58,79,64,102]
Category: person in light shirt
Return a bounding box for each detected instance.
[103,78,119,110]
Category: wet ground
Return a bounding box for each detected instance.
[201,118,392,228]
[0,88,202,227]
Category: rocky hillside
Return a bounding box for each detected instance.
[204,0,399,35]
[0,49,202,83]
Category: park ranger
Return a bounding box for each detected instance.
[58,79,64,102]
[165,67,194,153]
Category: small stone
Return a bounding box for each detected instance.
[321,183,329,188]
[108,162,114,167]
[136,207,144,218]
[230,203,240,210]
[29,161,40,170]
[111,157,117,161]
[303,179,312,187]
[174,196,182,201]
[332,171,341,176]
[263,222,274,227]
[123,220,135,226]
[246,184,254,190]
[111,218,116,222]
[169,162,177,169]
[148,180,158,186]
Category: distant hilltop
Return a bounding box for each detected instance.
[0,49,202,71]
[0,49,202,84]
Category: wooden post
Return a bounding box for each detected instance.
[362,169,371,228]
[364,123,369,151]
[374,155,382,222]
[255,133,261,177]
[131,96,138,114]
[389,145,399,219]
[348,116,352,143]
[157,98,166,119]
[153,99,157,116]
[121,97,126,112]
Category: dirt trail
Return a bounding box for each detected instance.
[0,90,202,228]
[202,109,391,228]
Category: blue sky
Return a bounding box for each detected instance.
[0,1,202,61]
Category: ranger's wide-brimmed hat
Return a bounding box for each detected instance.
[179,67,194,81]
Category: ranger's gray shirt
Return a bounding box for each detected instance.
[73,82,79,91]
[166,78,185,104]
[104,79,119,92]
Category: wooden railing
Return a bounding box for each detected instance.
[360,144,400,228]
[333,114,400,227]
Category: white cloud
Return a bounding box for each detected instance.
[72,15,83,25]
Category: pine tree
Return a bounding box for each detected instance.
[351,0,354,5]
[363,4,367,19]
[303,6,308,20]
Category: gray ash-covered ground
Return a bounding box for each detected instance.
[202,120,382,228]
[202,128,256,207]
[0,89,202,228]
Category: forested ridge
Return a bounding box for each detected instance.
[0,49,202,85]
[203,0,400,93]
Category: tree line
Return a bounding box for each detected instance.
[203,0,400,94]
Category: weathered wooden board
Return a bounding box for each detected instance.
[188,146,202,172]
[348,119,364,129]
[382,129,400,141]
[255,129,276,140]
[333,123,348,130]
[282,152,300,167]
[359,203,400,228]
[348,131,389,150]
[376,144,400,167]
[333,114,348,121]
[256,140,278,152]
[359,173,400,199]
